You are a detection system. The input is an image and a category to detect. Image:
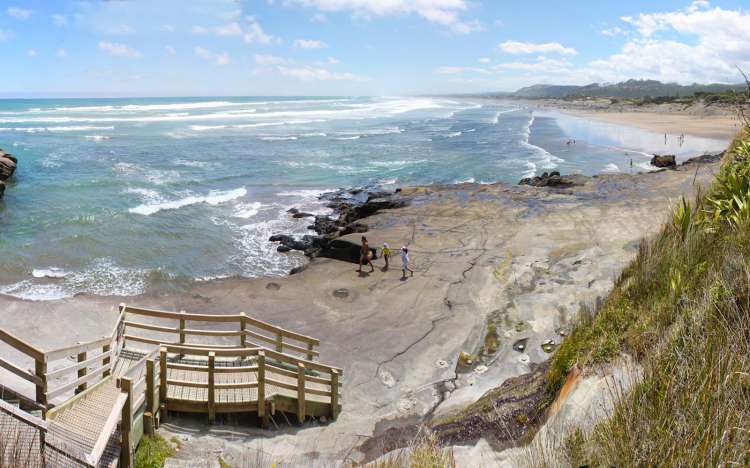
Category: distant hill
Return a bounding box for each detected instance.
[513,79,745,99]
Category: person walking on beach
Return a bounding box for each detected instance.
[401,246,414,279]
[358,236,374,273]
[382,243,391,270]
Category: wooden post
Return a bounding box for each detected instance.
[275,332,283,353]
[34,359,47,414]
[179,311,186,346]
[146,358,155,415]
[297,363,306,424]
[306,342,315,361]
[240,313,247,348]
[207,352,215,424]
[76,344,87,394]
[144,412,154,437]
[257,351,265,426]
[159,348,167,414]
[120,377,133,468]
[102,343,111,378]
[330,370,339,420]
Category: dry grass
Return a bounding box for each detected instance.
[364,430,456,468]
[537,128,750,465]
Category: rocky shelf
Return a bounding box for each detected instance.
[270,187,410,269]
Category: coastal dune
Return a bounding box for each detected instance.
[0,152,720,464]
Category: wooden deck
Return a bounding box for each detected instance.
[0,304,343,467]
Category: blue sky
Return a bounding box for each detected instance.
[0,0,749,97]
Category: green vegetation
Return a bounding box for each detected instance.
[135,434,176,468]
[544,128,750,465]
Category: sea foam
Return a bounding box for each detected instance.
[129,187,247,216]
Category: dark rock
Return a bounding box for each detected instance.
[277,245,292,253]
[519,171,579,188]
[0,181,4,198]
[0,150,16,164]
[265,282,281,291]
[0,156,17,181]
[682,151,723,166]
[289,264,308,275]
[292,212,314,219]
[287,208,299,214]
[512,338,529,352]
[651,154,676,168]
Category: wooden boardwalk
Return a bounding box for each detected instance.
[0,304,343,467]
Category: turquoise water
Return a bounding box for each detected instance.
[0,97,728,300]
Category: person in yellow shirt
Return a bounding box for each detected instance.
[382,243,391,270]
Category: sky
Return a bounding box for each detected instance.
[0,0,749,97]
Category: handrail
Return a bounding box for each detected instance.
[44,335,112,362]
[87,392,127,467]
[0,328,45,361]
[121,303,320,360]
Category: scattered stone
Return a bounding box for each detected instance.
[541,339,556,353]
[292,212,314,218]
[474,365,488,375]
[651,154,676,168]
[0,181,4,199]
[379,369,396,388]
[519,354,530,364]
[265,282,281,291]
[682,151,723,166]
[289,264,308,275]
[332,288,349,299]
[435,359,449,368]
[287,208,299,214]
[513,338,528,352]
[519,171,581,188]
[276,245,291,253]
[555,326,568,337]
[514,321,529,333]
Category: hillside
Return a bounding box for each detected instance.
[513,79,744,99]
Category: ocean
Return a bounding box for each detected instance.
[0,96,728,300]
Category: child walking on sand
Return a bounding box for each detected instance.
[382,243,391,270]
[401,246,414,279]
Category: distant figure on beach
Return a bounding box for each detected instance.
[665,133,667,144]
[358,236,374,273]
[382,243,391,270]
[401,246,414,279]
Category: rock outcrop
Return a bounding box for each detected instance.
[519,171,581,188]
[0,148,17,199]
[270,187,407,264]
[651,154,676,168]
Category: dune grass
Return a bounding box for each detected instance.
[541,128,750,465]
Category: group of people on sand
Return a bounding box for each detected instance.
[357,236,414,279]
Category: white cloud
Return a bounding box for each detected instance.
[244,16,279,45]
[192,25,209,34]
[161,24,175,33]
[52,14,67,26]
[586,2,750,84]
[294,39,327,49]
[287,0,480,33]
[494,56,573,73]
[600,26,626,37]
[311,13,327,23]
[498,41,578,56]
[27,49,37,57]
[165,45,176,55]
[7,7,32,20]
[255,54,288,65]
[56,48,67,58]
[478,57,490,64]
[277,65,368,81]
[0,29,10,42]
[216,22,242,36]
[327,57,340,65]
[194,46,231,66]
[98,41,142,58]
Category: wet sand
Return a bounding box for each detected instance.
[0,155,722,465]
[566,110,742,140]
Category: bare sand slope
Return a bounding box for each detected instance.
[0,160,720,465]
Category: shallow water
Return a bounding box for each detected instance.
[0,97,728,300]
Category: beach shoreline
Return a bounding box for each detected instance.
[0,148,726,464]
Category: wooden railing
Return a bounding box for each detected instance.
[121,304,320,360]
[0,310,124,413]
[118,349,160,468]
[158,343,342,424]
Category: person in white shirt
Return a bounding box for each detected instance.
[400,246,414,279]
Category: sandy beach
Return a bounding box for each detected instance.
[0,150,723,464]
